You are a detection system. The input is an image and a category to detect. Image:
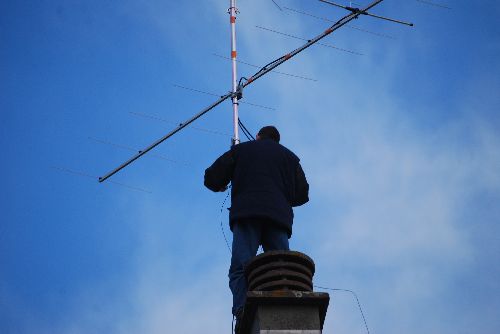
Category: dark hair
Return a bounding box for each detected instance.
[258,126,280,143]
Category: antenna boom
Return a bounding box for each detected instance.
[98,92,232,183]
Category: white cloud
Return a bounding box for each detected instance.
[54,1,500,333]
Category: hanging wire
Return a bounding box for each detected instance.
[240,128,252,142]
[239,123,254,141]
[238,118,255,141]
[255,25,364,55]
[314,285,370,334]
[239,124,253,141]
[220,188,232,255]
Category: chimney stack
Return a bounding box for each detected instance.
[238,251,330,334]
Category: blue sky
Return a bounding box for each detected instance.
[1,0,499,333]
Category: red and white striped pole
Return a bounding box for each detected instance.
[229,0,240,145]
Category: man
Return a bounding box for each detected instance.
[204,125,309,327]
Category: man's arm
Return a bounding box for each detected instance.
[204,150,234,192]
[292,163,309,207]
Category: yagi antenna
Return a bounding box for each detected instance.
[319,0,414,26]
[283,6,396,40]
[99,0,409,183]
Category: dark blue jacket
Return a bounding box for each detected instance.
[204,139,309,237]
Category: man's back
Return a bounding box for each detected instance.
[204,138,308,236]
[230,139,300,232]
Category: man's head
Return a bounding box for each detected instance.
[257,126,280,143]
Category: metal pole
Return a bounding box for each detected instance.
[99,0,385,183]
[229,0,240,145]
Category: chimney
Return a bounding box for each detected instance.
[238,251,330,334]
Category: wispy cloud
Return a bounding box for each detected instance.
[8,1,498,334]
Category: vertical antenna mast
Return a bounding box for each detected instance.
[229,0,240,145]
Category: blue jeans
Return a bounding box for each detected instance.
[229,218,290,316]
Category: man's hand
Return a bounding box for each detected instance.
[204,150,234,192]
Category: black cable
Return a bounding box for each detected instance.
[239,125,253,141]
[314,285,370,334]
[237,118,247,134]
[238,121,253,141]
[238,77,248,87]
[238,121,251,141]
[220,190,232,255]
[251,55,287,79]
[238,118,255,141]
[241,123,254,141]
[242,122,255,140]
